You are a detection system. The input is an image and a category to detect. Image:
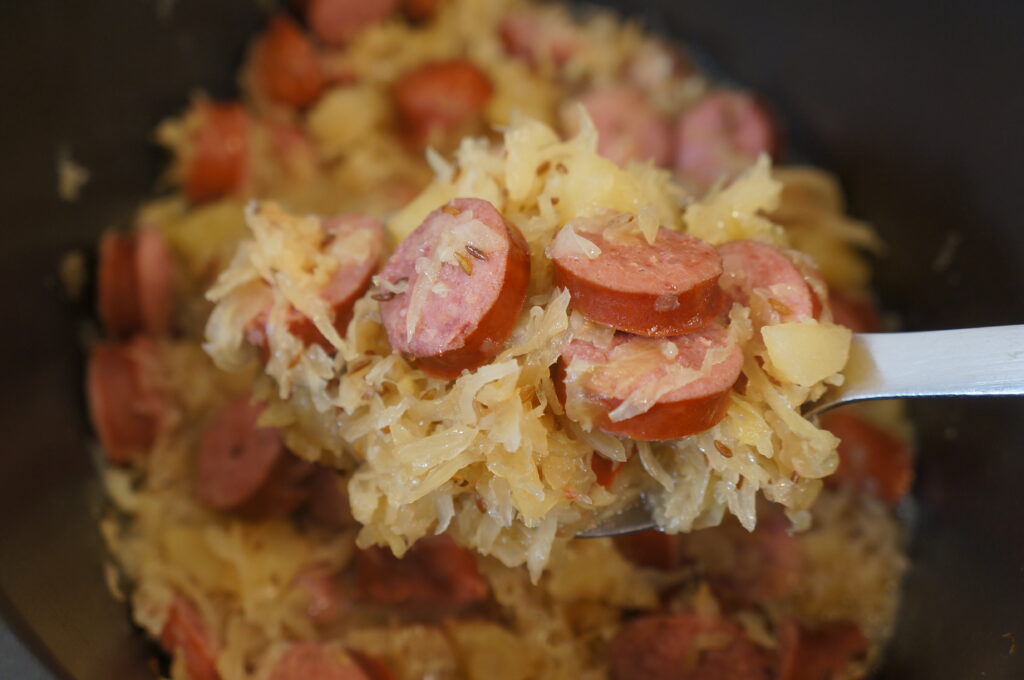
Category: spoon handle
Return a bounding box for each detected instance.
[818,325,1024,412]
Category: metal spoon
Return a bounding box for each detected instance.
[578,324,1024,538]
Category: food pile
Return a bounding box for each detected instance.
[83,1,912,678]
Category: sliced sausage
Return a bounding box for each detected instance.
[250,15,325,109]
[718,240,821,327]
[347,650,397,680]
[591,453,624,490]
[776,619,868,680]
[401,0,444,22]
[828,289,881,333]
[820,409,913,506]
[555,323,743,441]
[355,534,489,612]
[613,529,686,571]
[305,0,399,47]
[608,614,771,680]
[160,595,220,680]
[183,102,250,204]
[306,466,355,528]
[86,338,161,463]
[97,232,142,337]
[246,214,385,353]
[378,198,530,379]
[575,86,673,168]
[551,220,722,336]
[675,91,777,190]
[269,642,371,680]
[195,395,313,517]
[135,227,176,336]
[499,7,578,67]
[392,59,493,149]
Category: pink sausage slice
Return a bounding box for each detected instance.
[86,338,161,463]
[608,614,771,680]
[776,619,868,680]
[305,0,399,47]
[499,8,578,67]
[718,240,821,327]
[555,324,742,441]
[392,59,494,149]
[97,233,142,338]
[378,198,530,379]
[552,222,723,337]
[675,91,777,190]
[160,595,221,680]
[135,227,176,336]
[269,642,371,680]
[195,395,312,517]
[577,86,673,168]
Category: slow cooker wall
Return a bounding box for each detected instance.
[1,0,1022,678]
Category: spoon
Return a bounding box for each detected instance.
[578,324,1024,538]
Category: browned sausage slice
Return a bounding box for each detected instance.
[269,642,371,680]
[135,227,176,336]
[250,15,325,109]
[355,534,489,612]
[378,198,530,379]
[613,529,687,571]
[820,409,913,506]
[401,0,444,22]
[718,240,823,327]
[675,91,777,190]
[97,232,141,337]
[556,324,742,441]
[183,102,250,204]
[86,338,161,463]
[552,220,723,336]
[608,614,771,680]
[577,86,673,168]
[306,0,399,47]
[776,619,868,680]
[195,395,312,517]
[160,595,221,680]
[392,59,493,149]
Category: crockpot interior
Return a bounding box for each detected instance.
[1,1,1022,678]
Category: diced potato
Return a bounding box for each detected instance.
[762,321,852,387]
[307,85,391,160]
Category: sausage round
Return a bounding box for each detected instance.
[499,8,578,67]
[718,240,821,327]
[378,198,530,379]
[269,642,371,680]
[675,91,777,190]
[612,529,687,571]
[135,227,176,336]
[555,323,742,441]
[828,289,881,333]
[776,619,868,680]
[97,232,142,338]
[820,409,913,506]
[392,59,493,149]
[160,595,221,680]
[552,221,722,336]
[306,0,399,47]
[608,614,771,680]
[354,534,489,612]
[577,86,673,168]
[183,102,250,204]
[251,15,325,109]
[86,338,161,463]
[195,395,313,517]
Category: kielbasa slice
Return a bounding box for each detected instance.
[305,0,399,47]
[269,642,371,680]
[675,91,777,190]
[613,529,687,571]
[160,595,220,680]
[378,198,530,379]
[552,219,722,336]
[86,338,162,463]
[182,102,250,204]
[820,409,913,506]
[97,233,142,338]
[392,59,493,149]
[499,7,578,67]
[718,240,821,327]
[776,619,868,680]
[608,614,771,680]
[556,323,742,441]
[135,227,176,336]
[828,289,881,333]
[354,534,489,612]
[195,395,313,517]
[250,15,325,109]
[576,86,673,168]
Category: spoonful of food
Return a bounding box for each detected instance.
[579,324,1024,537]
